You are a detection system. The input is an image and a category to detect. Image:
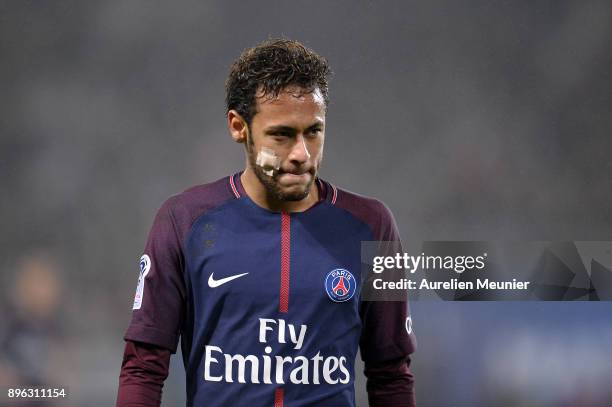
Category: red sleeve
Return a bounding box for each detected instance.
[125,198,186,352]
[360,201,416,361]
[364,357,415,407]
[116,340,171,407]
[359,201,417,404]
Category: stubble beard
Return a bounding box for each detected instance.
[247,136,316,202]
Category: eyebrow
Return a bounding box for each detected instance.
[265,121,324,133]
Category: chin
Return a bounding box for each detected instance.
[278,185,310,201]
[252,163,315,202]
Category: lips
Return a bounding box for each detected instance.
[281,172,309,179]
[278,171,312,184]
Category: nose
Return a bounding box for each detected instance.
[287,134,311,164]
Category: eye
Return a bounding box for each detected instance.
[307,128,322,137]
[271,131,291,140]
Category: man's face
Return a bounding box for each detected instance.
[246,86,326,201]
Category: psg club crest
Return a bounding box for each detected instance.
[325,268,356,302]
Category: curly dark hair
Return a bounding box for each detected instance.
[225,39,331,126]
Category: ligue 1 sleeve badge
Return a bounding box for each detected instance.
[325,268,356,302]
[133,254,151,310]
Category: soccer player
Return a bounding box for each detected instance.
[117,39,416,407]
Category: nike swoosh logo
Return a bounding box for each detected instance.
[208,272,249,288]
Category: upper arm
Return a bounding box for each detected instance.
[124,199,187,352]
[360,200,416,364]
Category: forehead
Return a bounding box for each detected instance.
[252,86,326,127]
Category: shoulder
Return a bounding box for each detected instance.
[155,176,236,238]
[330,184,399,241]
[169,176,234,210]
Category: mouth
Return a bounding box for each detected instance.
[278,171,312,184]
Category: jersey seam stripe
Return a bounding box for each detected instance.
[279,212,291,313]
[274,387,284,407]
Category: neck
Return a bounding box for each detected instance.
[240,167,319,213]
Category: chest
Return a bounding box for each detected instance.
[183,206,369,314]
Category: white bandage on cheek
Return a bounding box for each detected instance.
[255,147,281,177]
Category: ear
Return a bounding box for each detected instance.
[227,110,248,144]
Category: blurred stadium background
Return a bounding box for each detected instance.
[1,1,612,406]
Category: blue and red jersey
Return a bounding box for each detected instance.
[124,173,416,406]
